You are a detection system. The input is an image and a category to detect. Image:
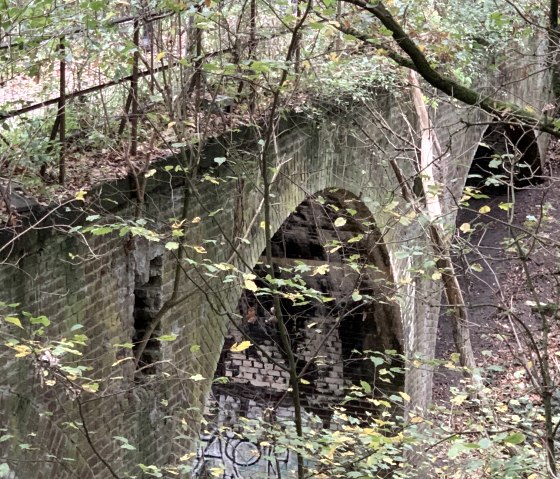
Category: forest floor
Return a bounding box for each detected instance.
[434,139,560,406]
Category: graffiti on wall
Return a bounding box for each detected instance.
[192,429,293,479]
[192,394,305,479]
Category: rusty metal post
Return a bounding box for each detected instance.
[130,19,140,157]
[58,36,66,184]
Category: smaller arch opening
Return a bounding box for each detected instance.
[467,124,542,193]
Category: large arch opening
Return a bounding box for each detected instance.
[194,189,404,477]
[467,124,542,192]
[436,124,543,392]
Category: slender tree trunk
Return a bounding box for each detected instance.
[410,71,481,388]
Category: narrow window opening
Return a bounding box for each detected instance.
[133,255,163,376]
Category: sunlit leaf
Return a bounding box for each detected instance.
[399,391,411,402]
[82,383,99,393]
[157,334,177,342]
[499,202,514,211]
[334,217,347,227]
[75,190,87,202]
[230,341,252,353]
[4,316,22,328]
[479,205,491,214]
[244,279,258,292]
[360,380,372,393]
[450,394,468,406]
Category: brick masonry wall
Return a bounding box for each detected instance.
[0,43,551,477]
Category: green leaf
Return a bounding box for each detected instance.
[352,290,363,301]
[503,432,525,445]
[360,380,372,393]
[157,334,177,342]
[91,226,114,236]
[478,437,492,449]
[165,241,180,250]
[30,315,50,327]
[471,263,484,272]
[113,436,136,450]
[370,356,384,367]
[347,234,364,244]
[4,316,23,328]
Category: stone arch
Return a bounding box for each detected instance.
[467,123,543,191]
[204,189,403,429]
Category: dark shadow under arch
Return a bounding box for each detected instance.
[208,189,404,429]
[467,123,542,192]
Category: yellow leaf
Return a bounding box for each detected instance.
[410,416,424,424]
[82,382,99,393]
[75,190,87,202]
[179,452,195,462]
[12,344,32,357]
[191,216,201,224]
[431,271,442,280]
[399,391,411,402]
[230,341,252,353]
[479,205,491,214]
[451,394,468,406]
[300,378,310,385]
[311,264,329,276]
[459,223,471,233]
[4,316,23,328]
[156,51,166,62]
[244,279,258,292]
[192,245,207,254]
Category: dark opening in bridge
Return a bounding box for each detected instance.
[211,190,403,426]
[133,255,163,376]
[467,124,541,192]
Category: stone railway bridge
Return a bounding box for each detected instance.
[0,41,551,478]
